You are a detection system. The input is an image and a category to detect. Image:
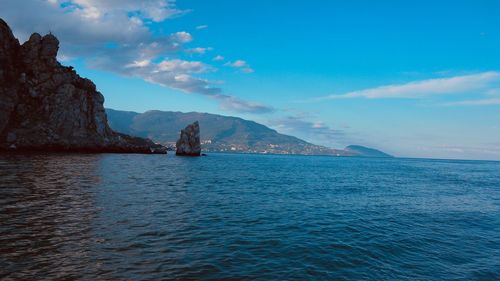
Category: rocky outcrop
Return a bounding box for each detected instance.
[0,18,166,153]
[176,121,201,156]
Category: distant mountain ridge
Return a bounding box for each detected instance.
[106,109,392,157]
[345,145,393,158]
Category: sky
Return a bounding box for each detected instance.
[1,0,500,160]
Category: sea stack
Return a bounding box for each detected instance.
[0,18,166,153]
[176,121,201,156]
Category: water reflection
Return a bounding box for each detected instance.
[0,154,102,279]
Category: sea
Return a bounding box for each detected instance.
[0,153,499,280]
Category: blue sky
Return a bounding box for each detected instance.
[2,0,500,160]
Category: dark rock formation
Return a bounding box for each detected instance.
[176,121,201,156]
[0,18,166,153]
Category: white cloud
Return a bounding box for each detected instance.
[196,25,208,30]
[173,31,193,43]
[98,56,218,95]
[267,116,343,146]
[312,122,325,129]
[212,55,225,61]
[485,88,500,96]
[185,47,213,54]
[317,71,500,100]
[125,59,151,68]
[99,57,273,112]
[156,59,211,73]
[61,0,185,22]
[226,60,247,67]
[1,0,179,45]
[216,95,274,113]
[445,98,500,106]
[225,59,254,73]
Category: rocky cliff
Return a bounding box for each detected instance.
[0,19,166,153]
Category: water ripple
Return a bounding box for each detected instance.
[1,153,499,280]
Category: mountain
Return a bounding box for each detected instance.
[106,109,346,155]
[0,18,165,153]
[345,145,393,158]
[106,108,392,157]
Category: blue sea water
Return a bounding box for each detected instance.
[0,153,499,280]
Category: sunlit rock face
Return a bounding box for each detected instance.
[176,121,201,156]
[0,18,166,153]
